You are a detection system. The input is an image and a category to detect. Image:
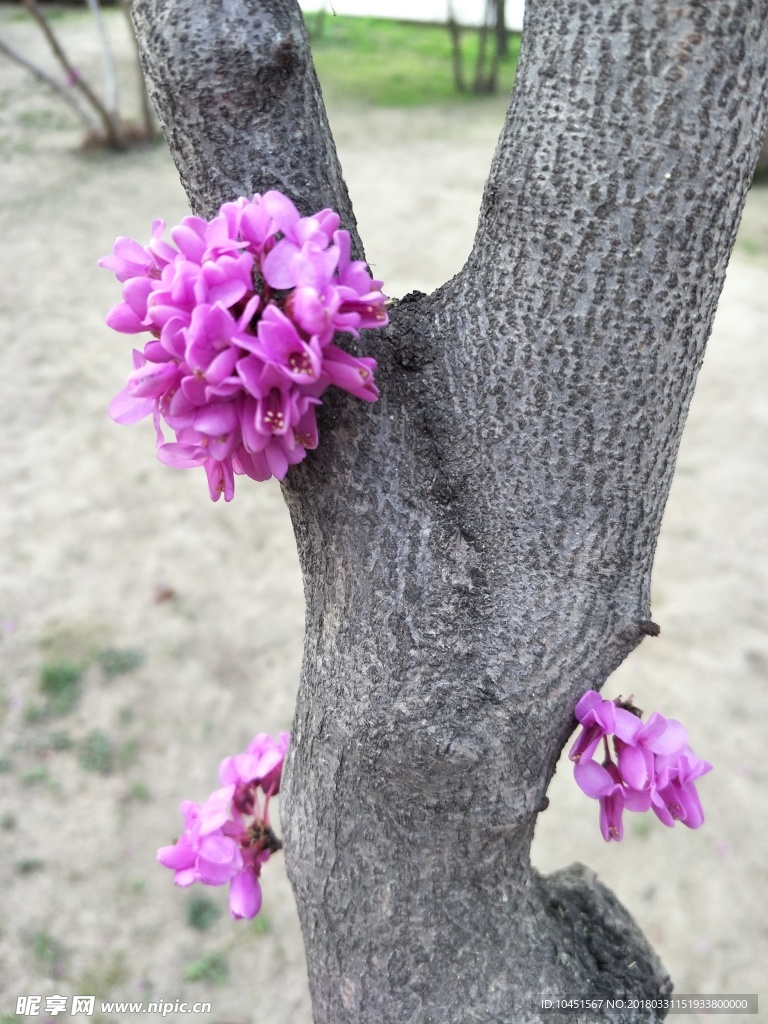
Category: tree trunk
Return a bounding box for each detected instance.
[476,0,502,95]
[130,0,768,1021]
[472,4,492,94]
[495,0,508,59]
[447,2,466,94]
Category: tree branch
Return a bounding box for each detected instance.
[85,0,119,115]
[0,34,100,135]
[130,0,360,251]
[118,0,157,140]
[22,0,125,148]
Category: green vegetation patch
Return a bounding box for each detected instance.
[308,16,520,107]
[29,930,68,977]
[78,729,114,775]
[16,858,45,875]
[47,731,74,751]
[17,108,71,132]
[127,780,151,802]
[250,911,272,936]
[76,951,129,1001]
[39,658,83,716]
[186,893,222,932]
[97,646,145,679]
[116,737,140,770]
[20,766,48,786]
[184,951,228,985]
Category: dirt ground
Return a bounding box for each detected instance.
[0,7,766,1024]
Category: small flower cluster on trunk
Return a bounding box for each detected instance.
[570,691,711,842]
[157,732,289,919]
[101,191,388,500]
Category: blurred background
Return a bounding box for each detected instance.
[0,3,766,1022]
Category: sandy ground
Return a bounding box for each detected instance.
[0,6,766,1023]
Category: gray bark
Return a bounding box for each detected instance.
[130,1,768,1021]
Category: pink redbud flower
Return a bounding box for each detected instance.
[157,731,289,919]
[651,746,713,828]
[101,191,389,500]
[574,755,651,842]
[569,691,711,842]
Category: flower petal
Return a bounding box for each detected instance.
[616,742,652,791]
[573,759,613,798]
[229,869,262,920]
[197,834,243,885]
[157,442,208,468]
[646,716,688,755]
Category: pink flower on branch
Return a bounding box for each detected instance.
[574,755,651,842]
[158,732,289,920]
[569,691,711,842]
[101,191,388,500]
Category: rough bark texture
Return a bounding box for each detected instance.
[131,1,768,1021]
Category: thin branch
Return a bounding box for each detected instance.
[446,0,465,93]
[118,0,157,140]
[471,0,501,95]
[494,0,507,59]
[0,34,99,134]
[21,0,125,149]
[472,5,491,94]
[485,0,502,93]
[85,0,119,115]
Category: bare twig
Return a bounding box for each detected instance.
[494,0,507,59]
[447,0,465,93]
[472,4,491,93]
[471,0,501,94]
[0,34,99,134]
[21,0,125,148]
[118,0,157,139]
[85,0,119,114]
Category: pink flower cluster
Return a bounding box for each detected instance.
[569,691,712,842]
[157,731,289,919]
[101,191,388,501]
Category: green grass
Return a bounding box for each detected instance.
[47,730,74,751]
[308,16,520,107]
[29,930,67,977]
[17,109,71,132]
[186,893,222,932]
[16,859,45,875]
[631,816,654,839]
[39,658,83,716]
[20,766,48,786]
[97,646,144,679]
[116,737,140,769]
[76,951,129,1001]
[184,951,228,985]
[78,729,114,775]
[127,780,151,802]
[250,911,272,936]
[7,6,89,23]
